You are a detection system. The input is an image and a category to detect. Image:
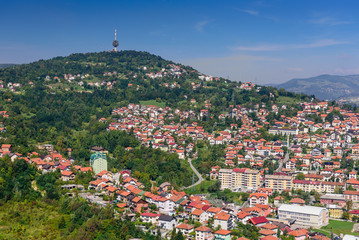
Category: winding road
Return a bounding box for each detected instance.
[184,158,204,189]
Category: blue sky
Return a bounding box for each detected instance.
[1,0,359,84]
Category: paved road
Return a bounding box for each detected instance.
[276,150,290,172]
[276,137,291,172]
[184,158,204,189]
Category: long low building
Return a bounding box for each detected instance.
[292,180,345,193]
[278,204,329,228]
[320,194,345,207]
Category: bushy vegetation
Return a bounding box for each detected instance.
[0,199,159,240]
[0,157,157,239]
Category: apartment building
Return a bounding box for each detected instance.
[219,169,232,190]
[264,175,292,192]
[278,204,329,228]
[292,180,345,193]
[219,168,260,192]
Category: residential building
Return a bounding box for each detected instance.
[61,171,75,181]
[158,197,175,215]
[292,180,344,193]
[249,193,268,207]
[214,229,231,240]
[219,168,261,192]
[158,215,177,230]
[320,194,345,207]
[248,216,269,227]
[237,211,252,224]
[90,152,108,175]
[176,223,194,236]
[344,191,359,202]
[265,175,292,192]
[289,198,305,205]
[288,229,308,240]
[191,209,208,223]
[278,204,329,228]
[195,226,213,240]
[219,169,232,190]
[327,205,343,219]
[214,211,233,230]
[140,212,161,224]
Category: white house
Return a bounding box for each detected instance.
[140,212,161,224]
[158,198,175,215]
[158,215,177,230]
[213,211,233,230]
[195,226,213,240]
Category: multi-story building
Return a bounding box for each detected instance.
[249,193,268,207]
[327,205,343,219]
[344,190,359,202]
[195,226,213,240]
[320,194,345,207]
[265,175,292,192]
[278,204,329,228]
[176,223,194,237]
[219,168,260,192]
[213,211,234,230]
[292,180,344,193]
[219,169,232,190]
[90,152,108,175]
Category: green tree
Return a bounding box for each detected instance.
[295,173,305,180]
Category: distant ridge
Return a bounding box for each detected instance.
[273,74,359,101]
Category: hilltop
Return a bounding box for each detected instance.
[274,74,359,103]
[0,50,310,105]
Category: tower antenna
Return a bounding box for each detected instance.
[112,28,119,52]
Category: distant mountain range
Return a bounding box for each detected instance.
[0,64,17,68]
[272,74,359,102]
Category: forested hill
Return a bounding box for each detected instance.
[0,50,313,107]
[0,51,181,84]
[0,50,315,167]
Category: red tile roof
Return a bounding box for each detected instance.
[140,212,160,217]
[195,226,212,232]
[176,223,194,230]
[249,216,268,225]
[215,229,231,235]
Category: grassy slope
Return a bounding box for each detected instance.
[139,100,166,108]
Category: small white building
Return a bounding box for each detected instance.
[140,212,161,224]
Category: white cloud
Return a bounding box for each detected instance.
[242,9,259,16]
[195,20,211,33]
[234,39,348,52]
[309,17,352,26]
